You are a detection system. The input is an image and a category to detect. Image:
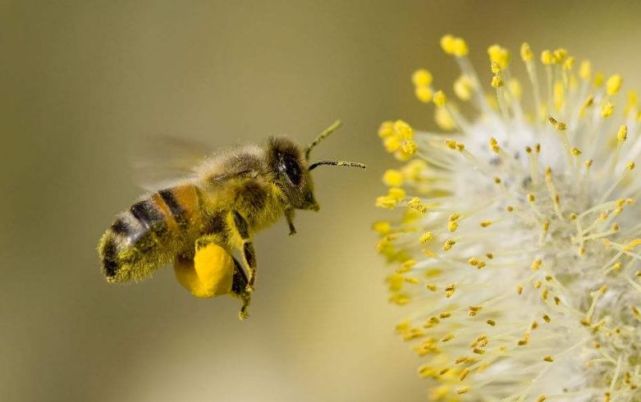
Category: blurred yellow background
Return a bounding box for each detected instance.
[3,1,641,401]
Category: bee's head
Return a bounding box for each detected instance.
[268,137,320,211]
[268,121,365,211]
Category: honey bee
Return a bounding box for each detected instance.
[98,121,364,319]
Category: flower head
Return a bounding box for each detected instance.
[376,35,641,401]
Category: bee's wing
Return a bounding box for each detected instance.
[131,135,213,191]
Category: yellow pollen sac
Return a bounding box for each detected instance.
[531,259,542,271]
[448,221,459,232]
[440,34,469,57]
[415,86,433,103]
[486,319,496,326]
[579,60,592,80]
[408,197,427,214]
[627,161,636,170]
[480,220,492,228]
[383,135,401,153]
[378,121,394,138]
[553,48,567,62]
[453,75,474,101]
[563,56,575,70]
[527,193,536,203]
[419,232,434,244]
[412,69,433,87]
[541,50,554,65]
[520,42,533,62]
[382,169,404,187]
[491,75,503,88]
[543,355,554,362]
[606,74,623,96]
[443,239,456,251]
[625,239,641,251]
[388,187,406,201]
[444,283,456,297]
[435,107,456,131]
[548,116,567,131]
[393,120,414,139]
[508,78,523,100]
[400,139,417,157]
[488,44,510,70]
[376,195,398,209]
[489,137,501,153]
[571,147,582,157]
[617,125,628,143]
[594,72,605,87]
[433,90,447,107]
[372,220,392,235]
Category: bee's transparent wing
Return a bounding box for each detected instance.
[131,135,213,191]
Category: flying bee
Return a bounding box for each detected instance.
[98,121,365,319]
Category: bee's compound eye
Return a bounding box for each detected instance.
[282,154,302,186]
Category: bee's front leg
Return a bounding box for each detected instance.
[285,208,297,236]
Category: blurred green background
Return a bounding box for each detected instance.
[3,1,641,401]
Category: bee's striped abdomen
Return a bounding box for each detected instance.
[99,184,201,283]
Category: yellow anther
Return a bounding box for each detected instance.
[388,187,406,201]
[601,102,614,118]
[415,86,433,103]
[543,355,554,362]
[376,195,398,209]
[585,159,593,168]
[489,137,501,153]
[563,56,575,70]
[383,135,401,153]
[412,69,433,87]
[456,386,470,395]
[579,60,591,80]
[548,116,567,131]
[435,107,456,131]
[378,121,394,138]
[372,221,392,235]
[441,334,455,342]
[594,72,605,87]
[448,221,459,232]
[440,34,468,57]
[408,197,427,214]
[527,193,536,203]
[459,367,470,380]
[536,396,547,402]
[626,90,638,116]
[520,42,533,62]
[553,48,567,62]
[617,125,628,143]
[426,283,437,292]
[509,78,523,100]
[531,259,542,271]
[444,283,456,298]
[488,44,510,70]
[571,147,582,157]
[468,258,481,267]
[453,75,474,101]
[541,50,554,65]
[625,239,641,251]
[393,120,414,139]
[382,169,404,187]
[433,90,447,107]
[480,220,492,228]
[419,232,434,244]
[443,239,456,251]
[543,314,551,323]
[400,139,417,157]
[606,74,623,96]
[491,75,503,88]
[516,284,524,295]
[444,139,465,151]
[627,161,636,170]
[486,319,496,326]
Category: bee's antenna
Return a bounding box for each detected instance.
[308,160,366,171]
[305,120,342,160]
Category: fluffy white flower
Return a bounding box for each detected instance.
[375,36,641,401]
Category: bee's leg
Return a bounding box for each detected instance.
[229,211,258,290]
[230,258,252,320]
[285,208,297,236]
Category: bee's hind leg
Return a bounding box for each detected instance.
[230,258,252,320]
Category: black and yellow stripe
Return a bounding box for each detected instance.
[98,184,201,283]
